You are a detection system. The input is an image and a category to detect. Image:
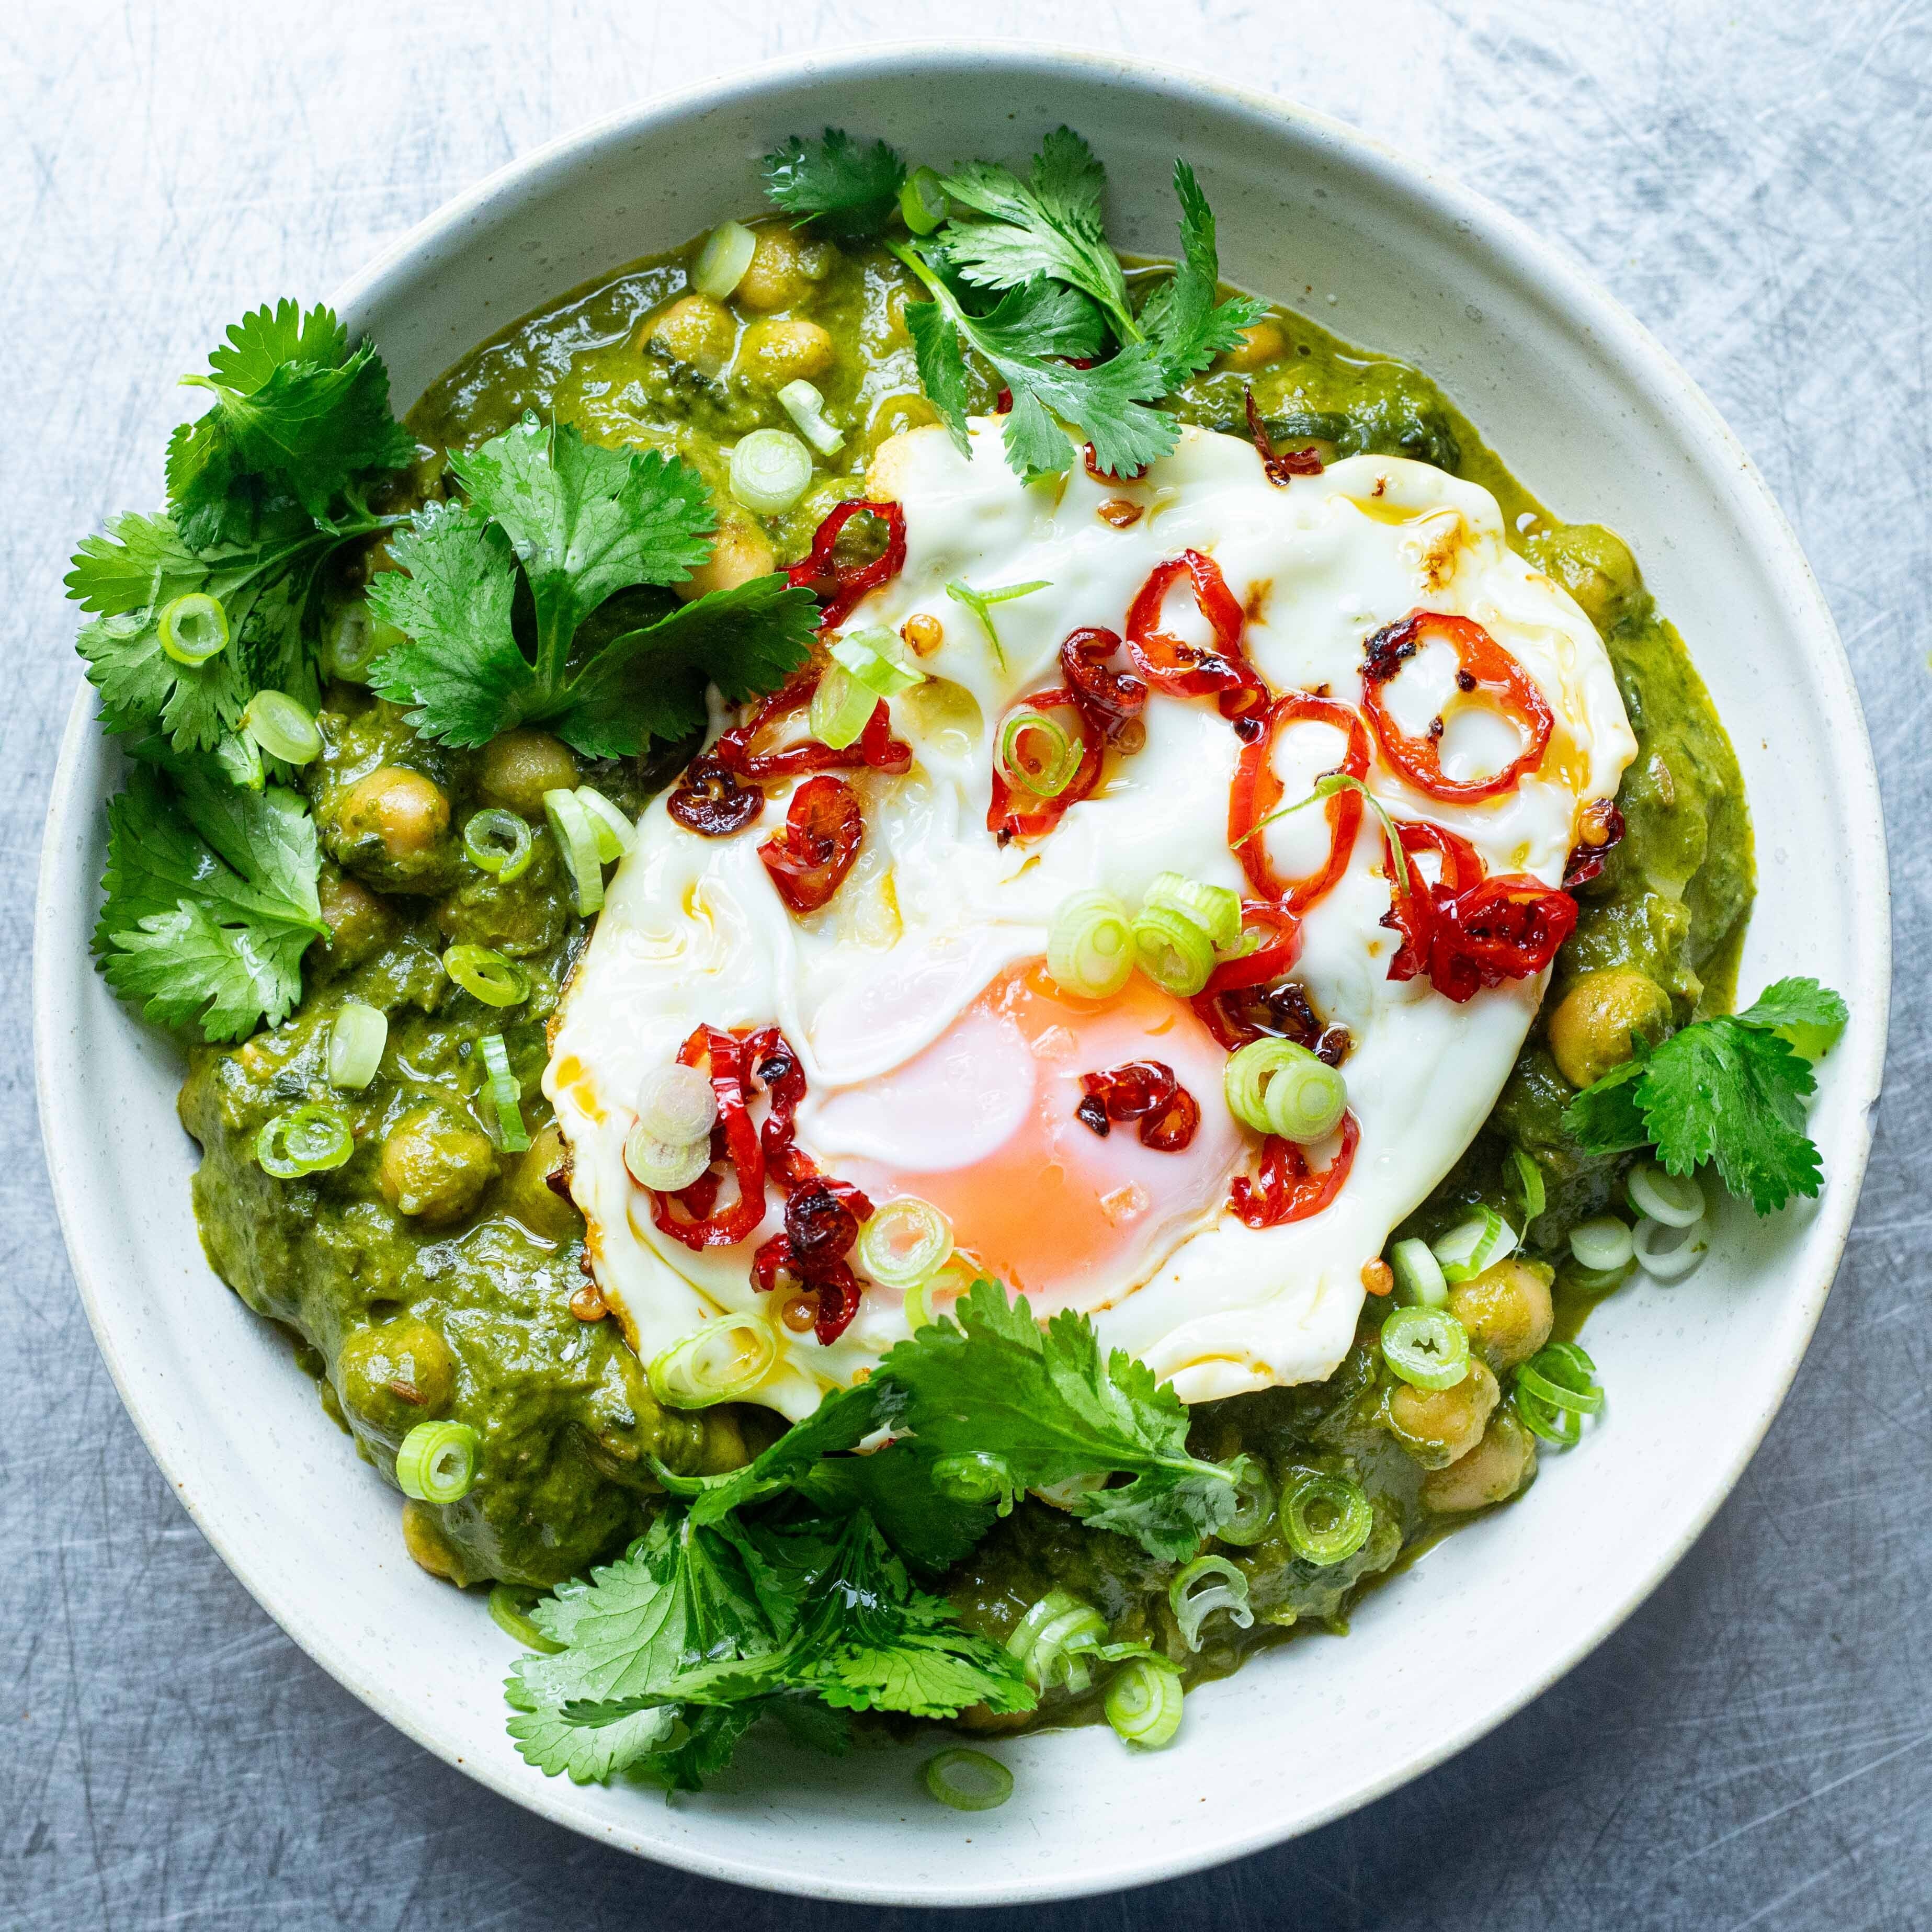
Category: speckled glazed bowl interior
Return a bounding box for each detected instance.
[34,42,1889,1906]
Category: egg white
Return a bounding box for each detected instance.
[545,422,1636,1418]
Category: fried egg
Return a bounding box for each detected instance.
[545,422,1636,1418]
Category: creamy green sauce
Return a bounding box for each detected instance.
[183,222,1752,1699]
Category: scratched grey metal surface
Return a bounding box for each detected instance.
[3,1,1925,1926]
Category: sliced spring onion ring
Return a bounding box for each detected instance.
[923,1748,1014,1812]
[1389,1237,1448,1309]
[777,378,845,456]
[899,165,949,236]
[857,1195,954,1288]
[1132,903,1217,998]
[542,787,606,914]
[945,577,1050,669]
[997,706,1082,798]
[157,590,230,665]
[326,1001,388,1091]
[1169,1555,1254,1651]
[930,1450,1020,1514]
[1380,1305,1471,1391]
[1432,1207,1518,1284]
[1046,889,1135,999]
[647,1312,779,1409]
[1514,1340,1604,1448]
[808,663,877,749]
[442,944,530,1008]
[1633,1212,1709,1282]
[462,807,535,880]
[729,428,814,516]
[574,786,636,862]
[1143,872,1241,952]
[636,1063,718,1145]
[255,1104,355,1179]
[1627,1161,1706,1228]
[240,689,322,765]
[321,598,404,681]
[624,1120,712,1192]
[1105,1656,1184,1750]
[1569,1214,1634,1272]
[479,1033,531,1153]
[395,1419,480,1503]
[900,1256,975,1333]
[1282,1469,1376,1566]
[1217,1459,1277,1548]
[487,1583,564,1654]
[1006,1589,1108,1694]
[692,219,757,300]
[830,624,924,697]
[1222,1037,1348,1144]
[1507,1146,1546,1224]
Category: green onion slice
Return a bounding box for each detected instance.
[542,787,606,914]
[1633,1212,1709,1282]
[1105,1656,1184,1750]
[1046,889,1135,1000]
[997,707,1082,798]
[1389,1237,1448,1309]
[1569,1214,1634,1272]
[462,807,535,881]
[1169,1555,1254,1651]
[831,624,924,698]
[487,1583,564,1654]
[647,1312,779,1409]
[1222,1037,1348,1144]
[777,378,845,456]
[899,165,949,236]
[1432,1207,1518,1284]
[729,428,814,516]
[1006,1588,1108,1694]
[240,690,322,766]
[1281,1470,1374,1566]
[1627,1161,1705,1229]
[327,1001,388,1091]
[442,944,530,1009]
[692,219,757,300]
[395,1419,479,1503]
[923,1748,1013,1812]
[1143,872,1241,952]
[255,1104,354,1179]
[573,786,635,863]
[635,1063,718,1145]
[1514,1340,1604,1448]
[479,1033,531,1153]
[808,663,877,750]
[857,1195,954,1288]
[1507,1146,1547,1225]
[930,1450,1020,1515]
[624,1120,712,1192]
[1217,1458,1277,1548]
[1380,1305,1471,1391]
[157,591,230,666]
[1131,903,1217,998]
[945,577,1050,669]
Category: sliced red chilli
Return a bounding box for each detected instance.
[785,499,908,632]
[650,1026,767,1251]
[986,686,1106,846]
[1229,1111,1360,1229]
[1195,976,1353,1062]
[1244,389,1324,483]
[1360,611,1553,803]
[1075,1061,1201,1152]
[1060,627,1148,745]
[711,670,911,783]
[759,775,863,915]
[1228,692,1372,911]
[666,755,764,837]
[1562,800,1627,889]
[1124,549,1271,726]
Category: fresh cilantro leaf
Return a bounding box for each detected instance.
[1138,161,1267,389]
[904,298,975,458]
[505,1673,676,1785]
[763,129,907,238]
[1561,1045,1651,1155]
[366,418,815,756]
[795,1440,997,1573]
[1736,975,1850,1061]
[875,1278,1241,1561]
[767,1691,853,1757]
[940,128,1139,346]
[165,301,414,548]
[632,1703,763,1793]
[93,761,325,1041]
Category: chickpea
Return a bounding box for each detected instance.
[502,1121,584,1244]
[1219,321,1287,371]
[675,521,775,603]
[312,866,393,972]
[734,226,812,310]
[644,293,735,376]
[338,765,450,859]
[1387,1358,1499,1469]
[736,317,835,388]
[1449,1257,1554,1373]
[1524,524,1642,634]
[1422,1411,1538,1514]
[379,1104,497,1224]
[1549,967,1673,1088]
[338,1316,457,1443]
[476,728,578,821]
[401,1498,476,1584]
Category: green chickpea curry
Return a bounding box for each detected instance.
[74,127,1847,1799]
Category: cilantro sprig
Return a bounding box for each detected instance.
[366,415,817,756]
[1565,978,1848,1214]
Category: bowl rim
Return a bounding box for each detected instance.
[33,37,1891,1905]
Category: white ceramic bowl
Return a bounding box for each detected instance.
[35,42,1889,1907]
